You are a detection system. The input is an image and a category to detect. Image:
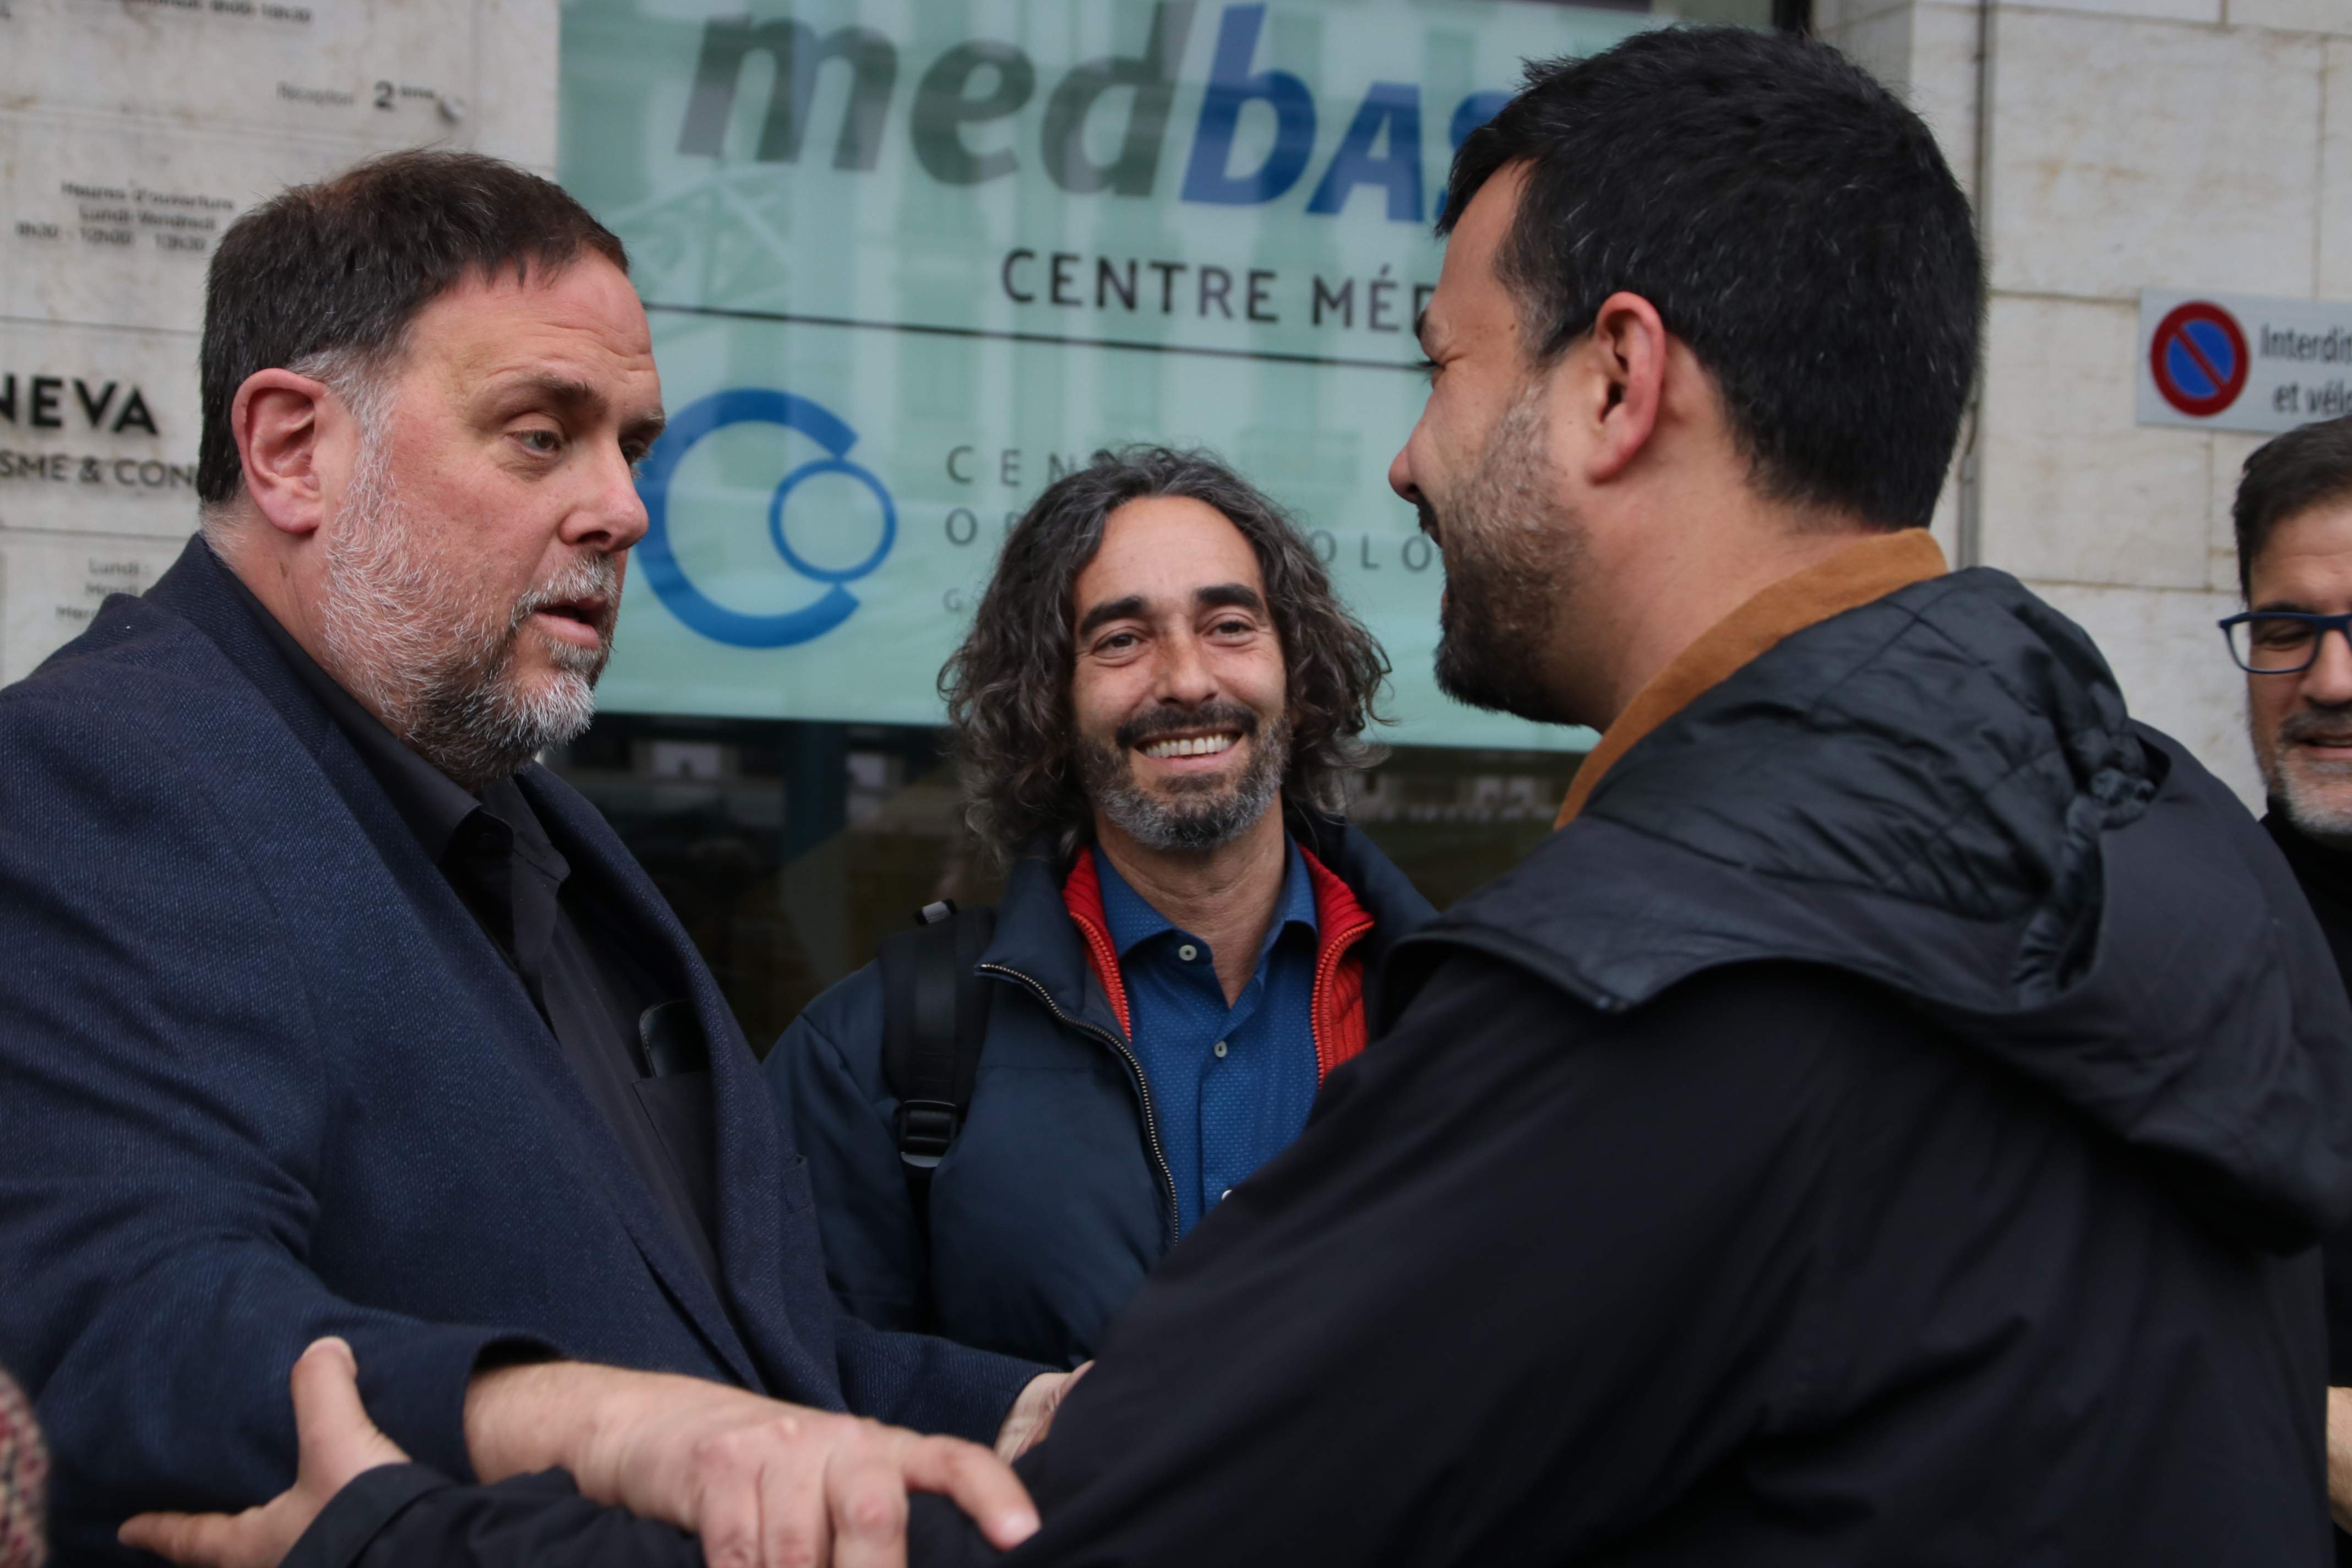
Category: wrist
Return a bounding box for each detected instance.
[469,1360,772,1511]
[568,1365,684,1506]
[464,1360,594,1484]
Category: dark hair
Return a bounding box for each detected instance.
[1441,26,1981,531]
[197,149,628,505]
[2234,416,2352,597]
[942,446,1389,863]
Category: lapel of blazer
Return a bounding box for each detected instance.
[519,769,834,1403]
[146,541,770,1391]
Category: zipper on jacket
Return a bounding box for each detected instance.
[979,960,1182,1250]
[1308,909,1376,1072]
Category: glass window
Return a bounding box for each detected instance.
[545,725,1585,1049]
[554,0,1796,1042]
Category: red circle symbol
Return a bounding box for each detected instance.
[2149,301,2249,418]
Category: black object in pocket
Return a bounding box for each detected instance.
[634,1000,717,1243]
[639,998,709,1077]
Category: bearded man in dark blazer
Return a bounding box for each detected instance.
[0,150,1066,1568]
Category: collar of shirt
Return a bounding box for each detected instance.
[1556,527,1949,826]
[204,550,715,1272]
[2267,807,2352,902]
[213,546,573,985]
[1094,834,1319,977]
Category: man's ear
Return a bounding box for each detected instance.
[1575,291,1670,486]
[230,369,338,538]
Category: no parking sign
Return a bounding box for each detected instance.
[2137,289,2352,434]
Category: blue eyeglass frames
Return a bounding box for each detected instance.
[2218,610,2352,674]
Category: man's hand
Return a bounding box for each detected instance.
[467,1362,1039,1568]
[2327,1386,2352,1534]
[119,1338,410,1568]
[995,1364,1088,1462]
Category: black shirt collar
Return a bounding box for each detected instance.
[211,543,486,863]
[2263,804,2352,899]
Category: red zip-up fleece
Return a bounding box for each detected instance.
[1059,845,1378,1080]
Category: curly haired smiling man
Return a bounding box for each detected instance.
[768,445,1433,1370]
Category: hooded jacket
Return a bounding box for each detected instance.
[766,810,1433,1368]
[894,563,2352,1566]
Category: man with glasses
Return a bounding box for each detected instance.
[2222,411,2352,1560]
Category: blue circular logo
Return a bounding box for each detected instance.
[635,389,896,647]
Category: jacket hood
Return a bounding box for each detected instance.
[1391,567,2352,1251]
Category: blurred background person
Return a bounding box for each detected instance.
[2222,412,2352,1561]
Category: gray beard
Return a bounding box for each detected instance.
[318,438,614,792]
[1429,383,1587,727]
[1078,711,1292,854]
[2253,701,2352,849]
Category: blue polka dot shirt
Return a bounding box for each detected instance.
[1094,839,1322,1237]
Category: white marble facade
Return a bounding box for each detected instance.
[0,0,557,685]
[1825,0,2352,809]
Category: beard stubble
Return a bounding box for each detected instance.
[318,435,617,791]
[1426,384,1588,728]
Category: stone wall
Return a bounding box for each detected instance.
[1823,0,2352,806]
[0,0,558,685]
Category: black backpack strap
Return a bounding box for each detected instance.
[878,901,997,1232]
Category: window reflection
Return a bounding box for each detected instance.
[546,716,1585,1050]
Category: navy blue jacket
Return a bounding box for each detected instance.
[767,816,1433,1366]
[0,538,1036,1564]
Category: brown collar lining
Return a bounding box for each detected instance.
[1555,529,1951,827]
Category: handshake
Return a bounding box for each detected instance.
[122,1341,1084,1568]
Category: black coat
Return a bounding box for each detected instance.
[2260,811,2352,1566]
[0,540,1033,1564]
[899,564,2352,1564]
[303,564,2352,1567]
[2267,813,2352,1380]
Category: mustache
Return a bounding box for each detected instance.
[1114,701,1261,753]
[2280,706,2352,745]
[511,554,623,639]
[1414,497,1441,540]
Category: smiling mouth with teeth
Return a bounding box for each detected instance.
[1140,733,1240,760]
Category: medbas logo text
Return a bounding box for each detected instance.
[678,2,1505,226]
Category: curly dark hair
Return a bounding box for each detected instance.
[943,445,1390,864]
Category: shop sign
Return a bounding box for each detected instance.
[561,0,1649,749]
